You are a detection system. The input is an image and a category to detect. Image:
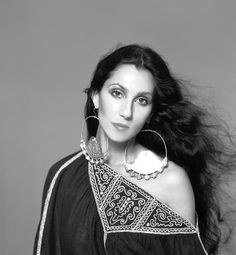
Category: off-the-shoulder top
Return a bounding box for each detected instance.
[34,151,208,255]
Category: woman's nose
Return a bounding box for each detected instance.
[119,100,133,120]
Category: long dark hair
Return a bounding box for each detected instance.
[84,44,235,254]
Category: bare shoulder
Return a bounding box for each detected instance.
[126,147,196,225]
[159,161,196,225]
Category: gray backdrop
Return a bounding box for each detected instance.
[1,0,235,254]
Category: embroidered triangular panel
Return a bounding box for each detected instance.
[89,163,197,235]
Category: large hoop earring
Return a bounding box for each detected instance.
[124,129,168,180]
[80,116,109,164]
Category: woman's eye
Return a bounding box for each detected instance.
[111,90,123,98]
[136,97,149,105]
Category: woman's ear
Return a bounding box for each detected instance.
[92,91,99,109]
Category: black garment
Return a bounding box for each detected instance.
[34,152,208,255]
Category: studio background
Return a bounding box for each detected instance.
[1,1,235,254]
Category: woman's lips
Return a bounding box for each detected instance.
[111,122,130,130]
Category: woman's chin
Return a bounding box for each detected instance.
[107,134,134,145]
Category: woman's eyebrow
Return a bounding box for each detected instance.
[108,83,152,96]
[136,91,153,97]
[108,83,127,92]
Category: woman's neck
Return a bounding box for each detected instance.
[97,126,133,166]
[108,139,128,165]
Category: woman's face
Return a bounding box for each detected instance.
[92,64,155,144]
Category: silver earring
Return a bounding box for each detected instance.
[80,116,109,164]
[124,129,168,180]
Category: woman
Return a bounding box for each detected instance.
[34,44,234,255]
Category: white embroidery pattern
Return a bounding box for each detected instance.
[36,154,208,255]
[89,163,197,235]
[36,152,83,255]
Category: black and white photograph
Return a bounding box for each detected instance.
[1,1,236,254]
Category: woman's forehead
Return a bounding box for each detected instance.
[104,64,155,94]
